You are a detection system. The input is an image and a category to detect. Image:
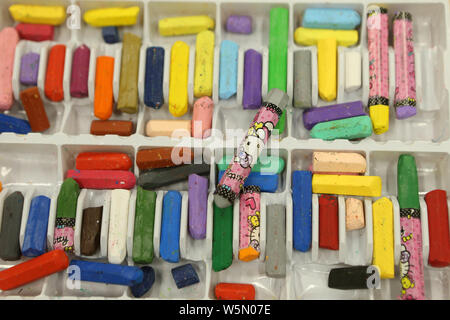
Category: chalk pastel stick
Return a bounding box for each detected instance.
[159,16,215,36]
[108,189,130,264]
[144,47,165,109]
[132,187,156,264]
[70,45,90,98]
[66,170,136,190]
[310,115,373,140]
[136,147,193,170]
[217,171,278,193]
[192,96,214,139]
[102,26,119,44]
[130,266,155,298]
[169,41,189,117]
[15,23,54,42]
[194,30,215,97]
[265,204,286,277]
[44,44,66,102]
[94,56,115,120]
[75,152,132,171]
[90,120,133,136]
[346,198,365,230]
[239,186,261,262]
[217,155,285,174]
[328,266,371,290]
[215,283,256,300]
[188,174,209,239]
[171,263,200,289]
[319,195,339,250]
[145,119,191,137]
[292,171,312,252]
[226,15,252,34]
[268,8,289,93]
[0,192,24,261]
[80,206,102,256]
[293,50,312,108]
[20,52,40,86]
[160,191,182,263]
[22,196,51,257]
[212,204,233,272]
[20,87,50,132]
[83,7,140,27]
[0,27,19,110]
[242,49,262,109]
[9,5,66,25]
[312,151,366,174]
[302,8,361,30]
[0,114,31,134]
[312,174,381,197]
[219,40,239,100]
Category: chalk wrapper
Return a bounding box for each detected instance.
[214,89,289,208]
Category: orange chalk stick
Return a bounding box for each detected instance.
[76,152,133,171]
[20,86,50,132]
[215,283,256,300]
[0,250,69,291]
[44,44,66,102]
[94,56,115,120]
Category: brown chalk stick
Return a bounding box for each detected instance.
[20,86,50,132]
[80,206,103,256]
[90,120,133,136]
[136,147,194,170]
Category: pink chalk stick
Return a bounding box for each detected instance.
[0,27,19,110]
[239,186,261,262]
[66,170,136,189]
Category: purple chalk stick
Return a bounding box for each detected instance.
[70,45,91,98]
[226,15,252,34]
[20,52,40,86]
[243,49,262,110]
[188,174,209,239]
[396,106,416,119]
[302,100,367,130]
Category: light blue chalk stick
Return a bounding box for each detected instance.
[218,171,279,192]
[22,196,51,257]
[219,40,239,100]
[310,115,373,141]
[302,8,361,30]
[160,191,182,263]
[292,171,312,252]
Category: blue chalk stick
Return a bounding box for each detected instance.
[171,263,199,289]
[0,114,31,134]
[218,171,279,192]
[69,260,143,286]
[22,195,51,257]
[144,47,165,109]
[102,26,120,44]
[130,266,155,298]
[292,171,312,252]
[302,8,361,30]
[219,40,239,100]
[160,191,182,263]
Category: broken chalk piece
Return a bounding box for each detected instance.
[372,197,395,279]
[108,189,130,264]
[217,171,279,193]
[292,171,312,252]
[345,51,362,92]
[66,169,136,190]
[328,266,372,290]
[70,45,91,98]
[302,100,366,130]
[20,87,50,133]
[138,164,210,190]
[188,174,208,239]
[212,204,233,272]
[0,114,31,134]
[130,266,155,298]
[239,186,261,262]
[219,40,239,100]
[102,26,120,44]
[312,151,366,174]
[44,44,66,102]
[194,30,215,98]
[293,50,312,108]
[15,23,54,42]
[345,198,365,231]
[136,147,192,170]
[160,191,182,263]
[69,259,143,286]
[0,27,19,111]
[192,96,214,139]
[0,250,68,291]
[266,204,286,278]
[80,206,103,256]
[169,41,190,117]
[75,152,132,171]
[319,195,339,250]
[94,56,115,120]
[145,119,191,137]
[424,190,450,268]
[226,15,252,34]
[159,15,215,36]
[83,7,140,27]
[302,8,361,30]
[22,195,51,257]
[215,283,256,300]
[242,49,262,110]
[20,52,40,86]
[90,120,134,136]
[312,174,382,197]
[0,191,24,261]
[171,263,200,289]
[310,115,373,141]
[144,47,165,109]
[9,5,66,25]
[133,188,156,264]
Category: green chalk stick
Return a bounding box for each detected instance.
[133,187,157,264]
[397,154,420,210]
[56,178,80,219]
[212,204,233,272]
[274,109,286,134]
[310,115,373,140]
[217,155,285,174]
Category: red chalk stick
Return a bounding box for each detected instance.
[66,169,136,189]
[76,152,133,171]
[45,44,66,102]
[0,250,69,291]
[424,189,450,267]
[215,283,255,300]
[15,23,54,42]
[319,194,339,250]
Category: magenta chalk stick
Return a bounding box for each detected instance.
[66,170,136,190]
[70,45,91,98]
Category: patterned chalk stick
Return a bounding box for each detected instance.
[239,186,261,262]
[219,40,239,100]
[160,191,182,263]
[22,196,51,257]
[292,171,312,252]
[265,204,286,277]
[188,174,208,239]
[171,263,200,289]
[242,49,262,109]
[20,52,40,85]
[132,187,156,264]
[144,47,165,109]
[0,192,24,261]
[218,171,278,193]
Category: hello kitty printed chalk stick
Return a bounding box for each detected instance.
[239,186,261,262]
[214,89,289,208]
[393,12,417,120]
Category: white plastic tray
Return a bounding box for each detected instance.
[0,0,449,300]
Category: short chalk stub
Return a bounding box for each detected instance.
[171,263,200,289]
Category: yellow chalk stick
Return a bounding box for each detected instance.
[159,15,215,36]
[9,5,66,25]
[83,7,140,27]
[194,30,215,98]
[372,197,395,279]
[294,27,359,47]
[312,174,382,197]
[370,105,389,135]
[318,38,337,101]
[169,41,190,117]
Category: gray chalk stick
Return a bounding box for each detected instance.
[265,204,286,278]
[0,192,24,261]
[293,51,312,108]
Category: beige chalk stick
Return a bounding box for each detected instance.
[312,152,366,174]
[145,120,191,138]
[345,198,365,231]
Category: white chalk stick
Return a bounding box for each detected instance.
[344,51,361,92]
[108,189,130,264]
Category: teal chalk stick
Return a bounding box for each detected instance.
[302,8,361,30]
[310,115,373,140]
[219,40,239,100]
